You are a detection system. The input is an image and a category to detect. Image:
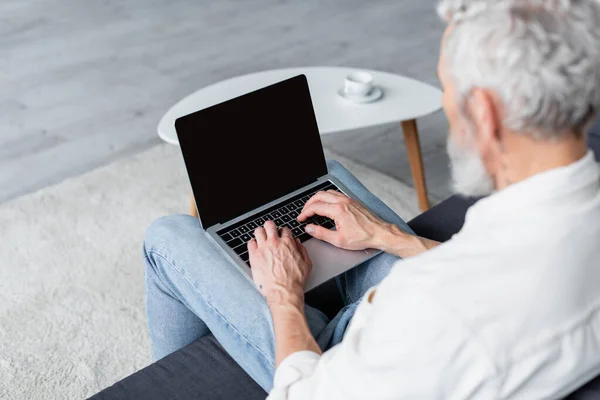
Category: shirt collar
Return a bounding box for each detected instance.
[463,150,599,225]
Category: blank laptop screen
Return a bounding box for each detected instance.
[175,75,328,229]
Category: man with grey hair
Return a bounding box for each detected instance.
[143,0,600,398]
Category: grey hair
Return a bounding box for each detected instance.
[437,0,600,139]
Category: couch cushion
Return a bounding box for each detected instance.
[591,134,600,160]
[565,374,600,399]
[589,118,600,139]
[407,195,479,242]
[90,335,266,400]
[589,121,600,160]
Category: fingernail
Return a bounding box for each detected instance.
[305,225,313,233]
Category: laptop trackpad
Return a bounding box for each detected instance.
[303,238,380,292]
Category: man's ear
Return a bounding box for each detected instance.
[466,88,503,157]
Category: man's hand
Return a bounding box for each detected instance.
[248,221,312,307]
[298,190,441,257]
[297,190,390,251]
[249,221,321,365]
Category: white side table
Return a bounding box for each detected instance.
[158,67,442,212]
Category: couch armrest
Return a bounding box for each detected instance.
[90,335,266,400]
[408,195,479,242]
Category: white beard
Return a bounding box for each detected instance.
[446,134,495,197]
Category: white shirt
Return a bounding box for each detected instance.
[268,151,600,400]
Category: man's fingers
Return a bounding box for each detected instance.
[292,238,311,264]
[263,220,278,239]
[305,223,338,245]
[254,227,267,244]
[280,227,293,239]
[298,241,310,264]
[247,238,258,254]
[302,191,342,212]
[298,201,337,222]
[326,189,345,197]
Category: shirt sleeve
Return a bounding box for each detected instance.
[268,351,321,399]
[267,270,497,400]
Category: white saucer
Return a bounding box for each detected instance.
[337,86,384,104]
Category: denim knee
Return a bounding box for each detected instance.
[144,214,200,255]
[327,159,357,183]
[326,159,343,174]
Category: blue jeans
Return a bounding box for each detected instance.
[144,160,413,392]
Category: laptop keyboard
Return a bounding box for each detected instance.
[217,181,339,266]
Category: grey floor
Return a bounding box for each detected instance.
[0,0,451,205]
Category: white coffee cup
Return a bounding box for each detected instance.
[344,72,373,97]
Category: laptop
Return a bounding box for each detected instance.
[175,75,381,291]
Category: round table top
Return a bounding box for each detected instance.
[157,66,442,145]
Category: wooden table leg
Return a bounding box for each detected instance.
[190,194,198,218]
[401,119,430,211]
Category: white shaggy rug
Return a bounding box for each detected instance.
[0,144,419,399]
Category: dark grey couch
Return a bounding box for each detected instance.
[92,122,600,400]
